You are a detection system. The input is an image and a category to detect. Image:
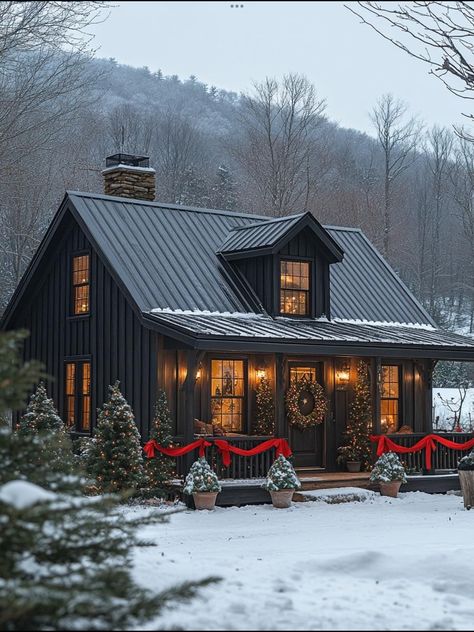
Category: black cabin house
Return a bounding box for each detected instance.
[3,153,474,486]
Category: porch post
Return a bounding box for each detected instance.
[373,357,381,435]
[275,353,287,438]
[179,349,204,474]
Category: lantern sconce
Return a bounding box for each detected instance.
[195,366,202,381]
[335,360,350,389]
[256,366,267,381]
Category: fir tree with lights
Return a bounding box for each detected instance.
[145,390,175,494]
[89,382,145,493]
[337,360,372,470]
[253,374,275,436]
[183,457,221,494]
[262,455,301,491]
[14,383,77,492]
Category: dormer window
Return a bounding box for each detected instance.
[72,254,90,315]
[280,260,310,316]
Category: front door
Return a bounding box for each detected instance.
[288,363,325,468]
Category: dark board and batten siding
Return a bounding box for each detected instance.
[11,210,158,439]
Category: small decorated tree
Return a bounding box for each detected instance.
[145,390,175,495]
[370,451,407,498]
[253,374,275,436]
[89,382,145,493]
[337,361,372,471]
[184,457,221,510]
[262,455,301,492]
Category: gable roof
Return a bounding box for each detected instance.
[2,190,437,333]
[218,212,344,263]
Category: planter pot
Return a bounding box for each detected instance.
[379,481,402,498]
[346,461,362,473]
[193,491,218,510]
[270,489,295,509]
[459,470,474,510]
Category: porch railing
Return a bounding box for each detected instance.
[174,436,280,480]
[383,432,474,473]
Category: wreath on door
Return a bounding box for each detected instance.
[286,375,328,431]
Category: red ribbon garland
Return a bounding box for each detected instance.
[143,437,292,468]
[143,438,212,459]
[370,434,474,470]
[213,438,292,467]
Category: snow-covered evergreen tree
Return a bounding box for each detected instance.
[178,166,210,207]
[17,382,63,434]
[370,452,407,483]
[0,476,211,630]
[145,390,175,494]
[253,375,275,435]
[183,458,221,494]
[262,455,301,491]
[210,164,237,210]
[89,382,145,493]
[13,383,77,492]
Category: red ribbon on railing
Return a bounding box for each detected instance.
[143,438,212,459]
[370,434,474,471]
[213,438,292,467]
[143,437,292,468]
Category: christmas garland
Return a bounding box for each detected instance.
[286,376,328,430]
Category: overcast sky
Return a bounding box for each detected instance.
[91,1,467,136]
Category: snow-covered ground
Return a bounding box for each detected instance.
[130,491,474,631]
[433,388,474,431]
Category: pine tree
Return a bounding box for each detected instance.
[18,382,63,434]
[89,382,145,493]
[253,375,275,436]
[145,390,175,495]
[0,476,214,631]
[14,383,77,493]
[262,455,301,491]
[183,457,221,494]
[178,166,210,207]
[337,360,372,470]
[210,164,237,210]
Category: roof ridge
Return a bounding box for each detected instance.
[66,190,269,221]
[228,213,306,233]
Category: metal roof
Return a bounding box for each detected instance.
[219,214,304,253]
[67,191,435,326]
[147,311,474,355]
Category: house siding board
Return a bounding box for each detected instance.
[8,212,157,438]
[64,192,433,326]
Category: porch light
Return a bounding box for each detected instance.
[256,367,267,380]
[195,367,202,380]
[336,361,350,388]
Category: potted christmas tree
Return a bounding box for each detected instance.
[337,361,372,473]
[183,457,221,510]
[458,451,474,509]
[370,451,407,498]
[262,455,301,508]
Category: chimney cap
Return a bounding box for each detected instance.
[105,153,150,168]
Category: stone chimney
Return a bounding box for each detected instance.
[102,153,156,201]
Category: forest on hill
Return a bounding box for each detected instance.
[1,50,473,332]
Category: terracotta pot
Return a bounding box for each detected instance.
[193,491,218,510]
[379,481,402,498]
[459,470,474,510]
[270,489,294,508]
[346,461,361,473]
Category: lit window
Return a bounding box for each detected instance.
[280,260,310,315]
[65,361,91,432]
[380,365,400,434]
[72,255,90,315]
[211,359,245,433]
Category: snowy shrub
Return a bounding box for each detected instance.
[458,451,474,471]
[183,457,221,494]
[370,452,407,483]
[262,455,301,491]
